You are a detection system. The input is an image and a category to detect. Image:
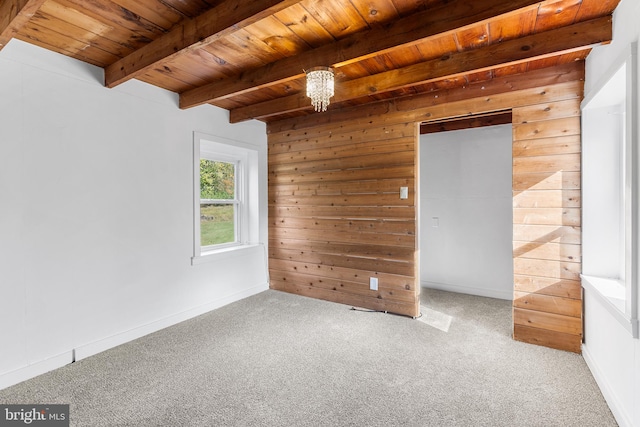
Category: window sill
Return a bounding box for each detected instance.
[191,243,261,266]
[581,275,638,338]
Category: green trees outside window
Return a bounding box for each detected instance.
[200,160,236,246]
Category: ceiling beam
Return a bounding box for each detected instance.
[0,0,46,50]
[420,111,513,134]
[267,60,584,133]
[104,0,304,88]
[179,0,545,109]
[229,16,612,123]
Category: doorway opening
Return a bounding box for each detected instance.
[418,112,514,301]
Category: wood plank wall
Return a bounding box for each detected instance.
[267,61,584,352]
[267,113,421,317]
[511,99,583,353]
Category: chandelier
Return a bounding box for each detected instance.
[305,66,334,112]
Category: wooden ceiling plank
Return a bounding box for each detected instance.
[32,9,128,58]
[347,44,425,77]
[104,0,305,88]
[20,19,120,65]
[493,63,530,78]
[413,34,458,62]
[170,53,230,82]
[243,15,310,58]
[534,0,582,32]
[527,55,561,71]
[465,69,494,84]
[180,0,546,108]
[489,8,537,42]
[349,0,400,27]
[17,35,112,68]
[40,1,114,38]
[209,35,270,71]
[272,4,334,49]
[142,73,198,93]
[107,0,183,31]
[14,32,106,67]
[156,0,215,20]
[62,0,165,40]
[230,15,611,122]
[49,0,156,56]
[341,58,387,79]
[390,45,426,68]
[300,0,369,40]
[575,0,621,21]
[227,28,283,64]
[387,0,442,15]
[144,60,213,90]
[454,23,490,51]
[0,0,46,50]
[200,44,247,76]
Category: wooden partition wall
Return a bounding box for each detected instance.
[267,107,420,317]
[267,61,584,352]
[511,99,582,352]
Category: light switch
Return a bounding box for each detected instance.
[400,186,408,199]
[432,217,439,228]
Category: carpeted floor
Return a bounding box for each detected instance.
[0,289,617,426]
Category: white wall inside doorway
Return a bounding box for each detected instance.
[419,124,514,300]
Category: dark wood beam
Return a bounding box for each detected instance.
[104,0,304,88]
[267,61,584,133]
[230,16,611,123]
[0,0,46,50]
[180,0,545,109]
[420,112,513,134]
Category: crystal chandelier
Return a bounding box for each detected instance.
[305,66,335,112]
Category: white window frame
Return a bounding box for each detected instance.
[581,41,639,337]
[192,133,254,264]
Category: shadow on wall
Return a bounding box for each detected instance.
[512,168,583,350]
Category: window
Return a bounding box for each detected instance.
[582,42,638,337]
[192,132,261,263]
[199,158,240,247]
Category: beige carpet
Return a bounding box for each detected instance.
[0,288,616,426]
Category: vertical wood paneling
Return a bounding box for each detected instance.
[267,61,584,351]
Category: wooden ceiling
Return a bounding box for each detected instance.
[1,0,618,123]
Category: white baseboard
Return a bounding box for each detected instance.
[0,352,73,391]
[581,343,633,427]
[0,283,268,391]
[74,283,268,360]
[421,281,513,301]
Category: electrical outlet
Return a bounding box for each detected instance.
[400,186,408,199]
[370,277,378,291]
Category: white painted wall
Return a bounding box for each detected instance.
[0,40,269,389]
[582,0,640,425]
[419,125,514,300]
[582,102,624,279]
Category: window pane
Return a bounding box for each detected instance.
[200,203,235,246]
[200,159,235,200]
